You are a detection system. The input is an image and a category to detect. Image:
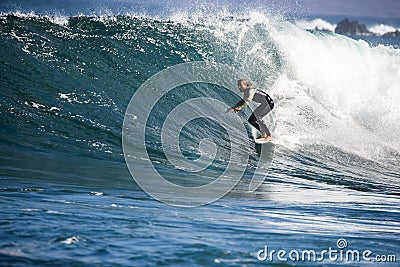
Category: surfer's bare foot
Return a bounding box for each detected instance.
[256,136,272,142]
[265,136,273,141]
[256,135,272,142]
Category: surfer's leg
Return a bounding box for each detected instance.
[248,113,261,131]
[253,103,272,136]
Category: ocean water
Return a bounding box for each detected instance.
[1,6,400,267]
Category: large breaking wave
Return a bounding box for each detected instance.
[1,11,399,193]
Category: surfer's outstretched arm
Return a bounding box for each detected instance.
[229,87,256,112]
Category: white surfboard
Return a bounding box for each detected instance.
[252,128,272,144]
[254,138,272,144]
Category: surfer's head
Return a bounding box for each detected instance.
[237,79,252,92]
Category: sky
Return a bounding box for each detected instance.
[0,0,399,18]
[298,0,400,18]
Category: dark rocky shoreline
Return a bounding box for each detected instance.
[316,18,399,37]
[335,18,370,35]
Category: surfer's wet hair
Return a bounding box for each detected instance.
[237,79,252,88]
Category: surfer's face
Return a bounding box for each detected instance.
[237,81,247,92]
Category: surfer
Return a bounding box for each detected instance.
[226,79,274,142]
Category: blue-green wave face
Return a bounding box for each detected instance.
[1,12,399,194]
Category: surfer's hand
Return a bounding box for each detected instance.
[226,107,239,113]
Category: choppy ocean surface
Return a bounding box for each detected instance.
[1,7,400,266]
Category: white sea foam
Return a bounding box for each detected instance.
[60,236,80,245]
[46,210,64,214]
[295,18,336,32]
[199,13,400,162]
[368,24,399,36]
[19,208,40,212]
[269,22,400,160]
[90,191,104,196]
[47,15,69,26]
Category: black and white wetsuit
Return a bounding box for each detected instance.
[232,87,274,136]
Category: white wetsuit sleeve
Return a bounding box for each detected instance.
[233,87,256,110]
[243,87,256,104]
